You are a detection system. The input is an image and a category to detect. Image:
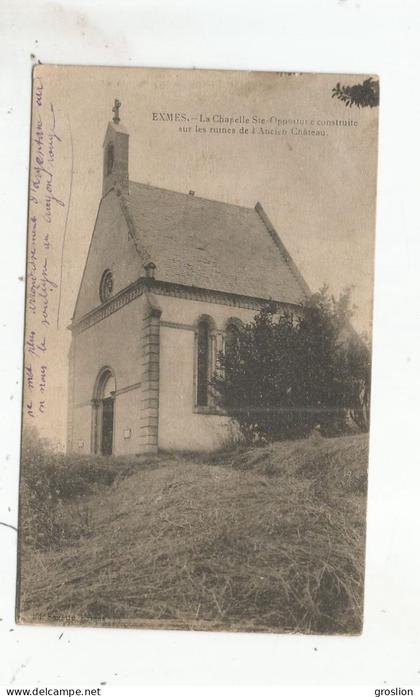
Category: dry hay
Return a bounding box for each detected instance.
[18,433,368,634]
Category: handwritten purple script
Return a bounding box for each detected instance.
[24,75,67,421]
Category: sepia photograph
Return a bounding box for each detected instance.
[17,65,379,635]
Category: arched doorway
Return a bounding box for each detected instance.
[92,368,116,455]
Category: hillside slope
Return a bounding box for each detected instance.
[18,433,369,634]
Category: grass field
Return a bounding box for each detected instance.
[18,432,369,634]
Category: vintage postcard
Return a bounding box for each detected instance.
[17,65,379,634]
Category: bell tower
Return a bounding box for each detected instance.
[102,99,129,197]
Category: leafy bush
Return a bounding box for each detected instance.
[332,77,379,108]
[212,287,371,443]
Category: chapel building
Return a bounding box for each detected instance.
[67,101,310,455]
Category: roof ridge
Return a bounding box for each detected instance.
[255,202,311,299]
[128,179,256,212]
[118,194,152,266]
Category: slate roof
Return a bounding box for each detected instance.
[122,181,310,305]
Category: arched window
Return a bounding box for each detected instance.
[106,143,114,175]
[197,320,210,406]
[99,269,113,303]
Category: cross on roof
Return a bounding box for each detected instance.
[112,99,121,124]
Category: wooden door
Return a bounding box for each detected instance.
[101,397,114,455]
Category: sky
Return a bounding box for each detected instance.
[25,66,378,445]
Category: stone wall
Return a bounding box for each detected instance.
[69,278,297,454]
[68,294,146,455]
[156,294,256,451]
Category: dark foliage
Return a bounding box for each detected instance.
[212,287,371,443]
[332,77,379,108]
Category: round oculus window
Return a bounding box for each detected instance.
[99,269,113,302]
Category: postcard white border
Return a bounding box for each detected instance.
[1,0,420,688]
